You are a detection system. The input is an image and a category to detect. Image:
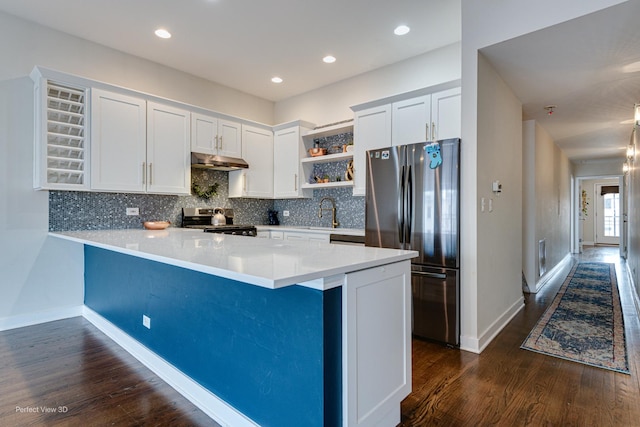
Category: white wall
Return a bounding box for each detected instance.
[460,0,625,352]
[0,77,84,329]
[573,159,624,177]
[522,121,571,293]
[471,54,524,350]
[0,12,274,124]
[0,12,274,327]
[627,126,640,304]
[274,43,461,125]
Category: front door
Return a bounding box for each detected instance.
[595,183,620,245]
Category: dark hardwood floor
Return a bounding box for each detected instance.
[1,246,638,426]
[0,317,218,426]
[401,246,640,426]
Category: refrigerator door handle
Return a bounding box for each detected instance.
[398,165,405,244]
[412,270,447,280]
[405,165,413,243]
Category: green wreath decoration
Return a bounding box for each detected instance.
[192,182,219,199]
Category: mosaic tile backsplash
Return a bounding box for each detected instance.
[49,167,365,231]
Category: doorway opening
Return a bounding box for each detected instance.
[596,183,620,245]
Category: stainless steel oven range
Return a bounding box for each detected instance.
[182,208,257,236]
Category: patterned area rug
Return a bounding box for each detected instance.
[521,262,629,374]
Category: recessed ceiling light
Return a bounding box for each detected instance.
[154,28,172,39]
[394,25,410,36]
[323,55,336,64]
[271,77,283,84]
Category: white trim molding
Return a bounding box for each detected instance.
[627,263,640,318]
[460,296,525,354]
[0,305,83,332]
[531,253,573,294]
[82,307,259,427]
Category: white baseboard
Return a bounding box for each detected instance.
[626,264,640,318]
[460,296,525,354]
[81,307,258,427]
[582,241,594,246]
[0,305,83,331]
[531,253,573,294]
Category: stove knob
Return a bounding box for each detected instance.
[242,231,248,236]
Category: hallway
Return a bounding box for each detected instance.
[400,246,640,426]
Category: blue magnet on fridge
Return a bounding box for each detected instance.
[425,142,442,169]
[381,150,390,159]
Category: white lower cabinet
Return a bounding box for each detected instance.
[343,260,411,427]
[91,90,190,195]
[229,124,273,198]
[283,231,330,242]
[270,231,284,240]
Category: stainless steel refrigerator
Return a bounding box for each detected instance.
[365,138,460,346]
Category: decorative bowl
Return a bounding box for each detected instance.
[308,147,327,157]
[143,221,171,230]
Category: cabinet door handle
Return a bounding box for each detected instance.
[219,135,223,150]
[142,162,146,184]
[425,123,429,141]
[148,163,153,185]
[243,173,247,192]
[294,174,298,191]
[213,136,218,150]
[431,122,436,141]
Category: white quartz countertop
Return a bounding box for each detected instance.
[50,228,416,290]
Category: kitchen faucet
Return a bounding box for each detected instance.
[318,197,339,228]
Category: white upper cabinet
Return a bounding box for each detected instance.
[392,95,430,146]
[229,124,273,198]
[191,113,242,158]
[146,102,191,195]
[273,123,313,198]
[352,104,392,196]
[352,85,460,196]
[391,87,461,145]
[91,89,147,192]
[91,92,190,195]
[430,87,461,141]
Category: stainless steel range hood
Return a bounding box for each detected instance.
[191,152,249,171]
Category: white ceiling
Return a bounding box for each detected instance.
[0,0,460,102]
[2,0,637,162]
[481,1,640,161]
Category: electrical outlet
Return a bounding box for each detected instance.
[142,315,151,329]
[126,207,139,216]
[283,210,290,217]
